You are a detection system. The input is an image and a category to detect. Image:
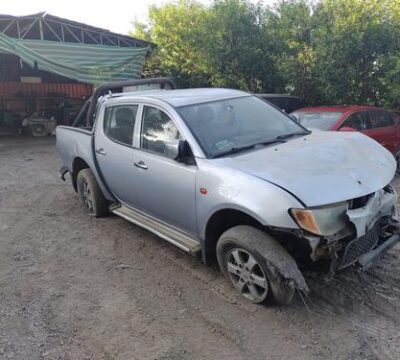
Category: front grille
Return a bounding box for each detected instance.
[339,224,380,269]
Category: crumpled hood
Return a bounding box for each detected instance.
[214,131,396,207]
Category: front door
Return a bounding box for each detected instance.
[132,105,197,235]
[94,104,139,207]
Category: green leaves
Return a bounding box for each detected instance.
[310,0,399,106]
[132,0,400,109]
[202,0,276,92]
[131,0,210,87]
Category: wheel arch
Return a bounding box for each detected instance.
[72,157,90,192]
[202,208,265,265]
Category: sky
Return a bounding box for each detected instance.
[1,0,276,36]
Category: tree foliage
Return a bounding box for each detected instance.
[200,0,276,92]
[132,0,400,109]
[131,0,209,87]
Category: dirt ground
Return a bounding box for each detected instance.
[1,136,400,360]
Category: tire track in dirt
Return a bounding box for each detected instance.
[1,137,394,359]
[304,252,400,360]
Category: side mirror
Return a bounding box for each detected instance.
[164,139,181,160]
[339,126,356,132]
[289,114,299,123]
[164,139,194,163]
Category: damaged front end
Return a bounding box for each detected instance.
[336,185,400,271]
[290,185,400,273]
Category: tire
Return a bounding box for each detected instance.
[76,168,109,218]
[217,225,296,306]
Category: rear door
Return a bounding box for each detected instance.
[94,104,139,207]
[362,110,399,153]
[132,104,197,235]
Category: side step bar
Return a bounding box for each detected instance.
[112,205,201,256]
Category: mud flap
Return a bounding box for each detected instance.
[59,166,69,181]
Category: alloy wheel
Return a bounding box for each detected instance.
[82,180,94,214]
[226,248,269,303]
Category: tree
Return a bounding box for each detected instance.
[132,0,400,109]
[201,0,277,92]
[131,0,210,87]
[265,0,316,99]
[311,0,398,105]
[132,0,278,92]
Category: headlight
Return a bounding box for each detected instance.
[290,202,349,236]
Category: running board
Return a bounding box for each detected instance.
[112,205,201,256]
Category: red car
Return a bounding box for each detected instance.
[291,105,400,172]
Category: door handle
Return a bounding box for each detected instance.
[134,161,148,170]
[95,148,106,156]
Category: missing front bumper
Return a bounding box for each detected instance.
[357,233,400,270]
[336,187,399,270]
[336,218,400,271]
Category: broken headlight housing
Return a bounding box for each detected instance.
[290,202,349,236]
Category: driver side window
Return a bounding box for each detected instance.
[141,106,181,156]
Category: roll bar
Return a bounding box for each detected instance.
[72,77,176,128]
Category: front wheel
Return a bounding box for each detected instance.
[76,168,109,218]
[217,226,296,306]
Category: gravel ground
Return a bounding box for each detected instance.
[1,136,400,360]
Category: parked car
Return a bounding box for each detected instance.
[56,79,399,306]
[291,105,400,172]
[256,94,306,113]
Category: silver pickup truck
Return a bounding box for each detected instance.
[56,78,400,306]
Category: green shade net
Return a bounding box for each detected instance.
[0,32,149,84]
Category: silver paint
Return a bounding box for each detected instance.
[56,88,397,258]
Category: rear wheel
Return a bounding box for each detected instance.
[77,168,108,217]
[217,225,296,305]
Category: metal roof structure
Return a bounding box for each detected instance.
[0,13,152,84]
[0,12,150,47]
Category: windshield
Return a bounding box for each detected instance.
[176,95,307,158]
[291,111,343,130]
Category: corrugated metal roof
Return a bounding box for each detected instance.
[0,12,151,48]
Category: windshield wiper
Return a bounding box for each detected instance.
[211,144,257,158]
[210,131,311,158]
[211,138,288,158]
[253,138,287,146]
[276,131,311,140]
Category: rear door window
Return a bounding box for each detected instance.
[366,111,396,129]
[103,105,138,146]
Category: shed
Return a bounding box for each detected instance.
[0,12,151,134]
